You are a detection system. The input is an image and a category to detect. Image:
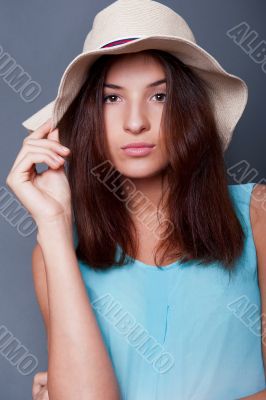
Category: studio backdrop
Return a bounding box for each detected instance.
[0,0,265,399]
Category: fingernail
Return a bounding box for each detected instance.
[55,155,64,162]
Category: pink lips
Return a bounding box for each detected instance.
[121,142,155,157]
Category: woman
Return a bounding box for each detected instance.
[6,1,266,399]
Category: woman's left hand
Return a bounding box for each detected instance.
[32,371,49,400]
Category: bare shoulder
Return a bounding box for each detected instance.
[250,183,266,244]
[250,183,266,289]
[32,243,49,336]
[250,184,266,368]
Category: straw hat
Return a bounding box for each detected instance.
[21,0,248,151]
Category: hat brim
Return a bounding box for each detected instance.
[22,100,56,132]
[22,35,248,150]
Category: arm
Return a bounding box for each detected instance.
[32,244,49,343]
[31,244,50,399]
[239,184,266,400]
[36,215,121,400]
[251,184,266,374]
[6,120,120,400]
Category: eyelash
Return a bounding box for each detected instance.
[103,92,167,103]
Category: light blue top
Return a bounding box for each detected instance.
[73,182,266,400]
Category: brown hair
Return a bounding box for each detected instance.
[57,49,245,272]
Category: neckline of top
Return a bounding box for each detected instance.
[115,183,256,271]
[133,257,184,270]
[116,244,187,271]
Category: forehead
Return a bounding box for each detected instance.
[105,52,165,79]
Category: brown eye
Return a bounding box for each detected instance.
[152,93,167,102]
[103,94,121,103]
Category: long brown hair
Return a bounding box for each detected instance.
[57,49,245,272]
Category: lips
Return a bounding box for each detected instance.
[121,142,155,149]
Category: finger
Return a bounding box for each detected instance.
[26,118,54,140]
[11,119,56,173]
[11,136,70,172]
[11,145,65,173]
[11,143,67,171]
[40,388,49,400]
[6,151,65,220]
[32,372,48,397]
[47,127,59,143]
[32,383,45,398]
[34,371,48,386]
[40,389,49,400]
[33,387,49,400]
[8,152,63,193]
[25,138,70,155]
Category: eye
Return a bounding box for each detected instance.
[152,92,167,102]
[103,94,121,103]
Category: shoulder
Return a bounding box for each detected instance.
[250,183,266,287]
[250,184,266,362]
[250,183,266,246]
[31,243,49,335]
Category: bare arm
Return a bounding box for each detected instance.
[251,184,266,375]
[239,184,266,400]
[32,244,50,342]
[6,120,120,400]
[36,215,120,400]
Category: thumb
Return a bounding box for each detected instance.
[47,128,60,143]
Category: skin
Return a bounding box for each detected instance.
[103,53,169,184]
[241,183,266,400]
[6,121,120,400]
[103,53,173,264]
[31,182,266,400]
[37,54,266,398]
[32,371,48,400]
[6,53,266,399]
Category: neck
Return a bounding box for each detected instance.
[124,172,169,227]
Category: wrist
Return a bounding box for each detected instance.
[36,213,73,246]
[36,211,72,229]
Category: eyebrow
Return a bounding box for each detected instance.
[103,79,166,89]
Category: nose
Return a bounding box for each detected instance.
[123,102,150,135]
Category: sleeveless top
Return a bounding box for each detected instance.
[73,182,266,400]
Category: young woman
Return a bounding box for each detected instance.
[6,1,266,399]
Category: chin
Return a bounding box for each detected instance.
[117,165,161,180]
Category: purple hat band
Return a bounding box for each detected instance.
[100,37,140,48]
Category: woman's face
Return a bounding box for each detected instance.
[103,53,169,179]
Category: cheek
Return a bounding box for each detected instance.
[104,106,120,127]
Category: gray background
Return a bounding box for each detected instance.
[1,0,265,398]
